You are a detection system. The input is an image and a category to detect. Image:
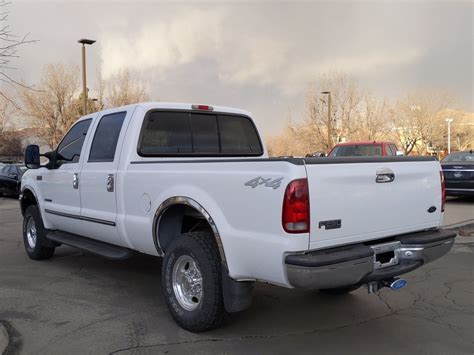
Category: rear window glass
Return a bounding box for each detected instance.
[443,152,474,162]
[218,115,262,154]
[329,144,382,157]
[191,114,219,153]
[138,111,263,156]
[140,112,192,154]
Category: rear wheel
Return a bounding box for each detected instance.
[23,205,55,260]
[319,284,361,295]
[162,231,227,332]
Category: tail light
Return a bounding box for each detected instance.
[440,171,446,212]
[282,179,310,233]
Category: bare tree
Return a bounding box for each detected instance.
[302,72,365,150]
[0,94,14,132]
[106,68,149,107]
[269,72,373,156]
[0,0,35,105]
[450,111,474,151]
[390,91,453,155]
[352,93,389,141]
[0,130,21,156]
[0,93,22,157]
[19,63,82,148]
[93,64,106,111]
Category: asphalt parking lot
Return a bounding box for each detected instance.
[0,196,473,354]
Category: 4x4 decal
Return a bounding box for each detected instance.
[244,176,284,190]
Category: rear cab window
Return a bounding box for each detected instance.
[138,111,263,156]
[329,144,382,157]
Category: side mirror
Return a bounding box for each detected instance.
[396,151,405,156]
[24,145,40,169]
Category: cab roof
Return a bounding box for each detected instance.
[334,141,395,146]
[95,102,254,119]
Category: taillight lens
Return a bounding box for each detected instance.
[440,171,446,212]
[282,179,310,233]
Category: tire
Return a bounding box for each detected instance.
[23,205,55,260]
[162,231,227,332]
[319,284,361,295]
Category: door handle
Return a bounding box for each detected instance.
[106,174,114,192]
[73,173,79,189]
[376,168,395,183]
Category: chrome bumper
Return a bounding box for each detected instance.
[286,229,456,290]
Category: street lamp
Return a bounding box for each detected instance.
[78,38,96,115]
[445,118,453,154]
[321,91,332,149]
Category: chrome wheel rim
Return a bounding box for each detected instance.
[26,216,37,249]
[172,255,203,311]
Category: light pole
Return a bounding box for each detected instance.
[445,118,453,154]
[321,91,331,149]
[78,38,96,115]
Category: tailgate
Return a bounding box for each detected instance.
[305,158,442,250]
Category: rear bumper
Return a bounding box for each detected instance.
[285,229,456,290]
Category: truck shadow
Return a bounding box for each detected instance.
[50,246,403,334]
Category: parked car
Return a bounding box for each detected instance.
[441,150,474,196]
[328,141,403,157]
[0,163,25,197]
[20,103,455,332]
[306,151,326,157]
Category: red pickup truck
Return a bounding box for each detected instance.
[328,141,402,157]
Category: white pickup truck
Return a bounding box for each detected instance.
[21,102,456,332]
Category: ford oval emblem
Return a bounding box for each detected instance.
[427,206,437,213]
[390,279,407,290]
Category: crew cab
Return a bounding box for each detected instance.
[328,141,403,157]
[20,103,455,332]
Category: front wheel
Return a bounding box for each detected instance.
[23,205,55,260]
[162,231,227,332]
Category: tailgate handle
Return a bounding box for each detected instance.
[376,168,395,183]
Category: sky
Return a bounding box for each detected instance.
[6,0,474,136]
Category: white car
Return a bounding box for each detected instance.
[20,102,455,331]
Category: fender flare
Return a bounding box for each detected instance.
[153,196,227,265]
[20,185,40,215]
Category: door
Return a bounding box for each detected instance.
[79,110,129,246]
[42,118,94,235]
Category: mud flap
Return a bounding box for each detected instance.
[221,264,254,313]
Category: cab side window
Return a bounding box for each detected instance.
[385,144,395,156]
[88,112,127,162]
[57,119,92,164]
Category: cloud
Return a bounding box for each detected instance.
[100,8,225,77]
[100,7,424,97]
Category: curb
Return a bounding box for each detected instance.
[0,323,8,355]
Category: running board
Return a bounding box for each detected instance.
[46,230,134,260]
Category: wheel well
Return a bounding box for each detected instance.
[156,204,213,253]
[21,189,37,216]
[154,199,227,265]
